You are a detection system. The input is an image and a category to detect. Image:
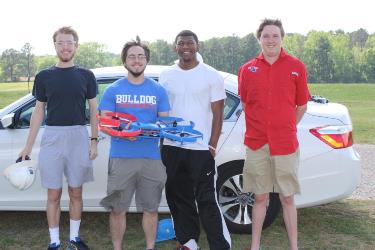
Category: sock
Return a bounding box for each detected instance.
[184,239,198,250]
[70,219,81,241]
[49,227,60,245]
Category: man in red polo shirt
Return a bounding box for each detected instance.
[238,19,310,250]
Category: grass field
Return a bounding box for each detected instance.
[0,82,33,108]
[1,82,374,144]
[0,199,373,249]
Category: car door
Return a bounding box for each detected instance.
[0,99,47,210]
[0,80,114,211]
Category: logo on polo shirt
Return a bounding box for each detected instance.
[291,71,299,76]
[248,66,258,72]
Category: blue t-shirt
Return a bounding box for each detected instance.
[98,77,170,159]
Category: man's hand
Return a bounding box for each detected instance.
[209,147,216,158]
[19,147,32,161]
[89,141,98,160]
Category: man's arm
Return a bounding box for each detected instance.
[88,98,99,160]
[296,104,307,124]
[209,99,225,156]
[19,101,46,160]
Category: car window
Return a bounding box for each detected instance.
[12,79,119,128]
[17,106,34,128]
[224,92,240,120]
[84,78,121,123]
[15,100,46,128]
[92,77,239,121]
[14,76,239,128]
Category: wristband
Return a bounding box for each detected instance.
[90,137,99,142]
[208,145,216,151]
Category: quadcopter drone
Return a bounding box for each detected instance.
[98,112,203,143]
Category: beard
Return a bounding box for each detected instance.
[57,51,75,63]
[125,65,145,78]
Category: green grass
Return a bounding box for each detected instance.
[309,84,375,144]
[0,199,373,249]
[0,82,33,108]
[1,82,374,144]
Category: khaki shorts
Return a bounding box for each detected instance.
[243,144,300,196]
[100,158,167,212]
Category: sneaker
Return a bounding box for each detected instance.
[47,242,60,250]
[66,237,90,250]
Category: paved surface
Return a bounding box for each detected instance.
[350,144,375,200]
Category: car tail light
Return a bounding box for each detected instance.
[309,126,353,149]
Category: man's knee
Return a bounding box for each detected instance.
[48,189,62,204]
[112,209,125,215]
[254,193,269,205]
[68,186,83,201]
[279,194,295,207]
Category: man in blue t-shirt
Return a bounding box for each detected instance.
[98,37,170,250]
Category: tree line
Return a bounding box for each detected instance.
[1,28,374,83]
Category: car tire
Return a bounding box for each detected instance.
[216,160,281,234]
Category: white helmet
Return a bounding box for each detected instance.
[3,160,38,190]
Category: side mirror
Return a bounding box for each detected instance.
[0,113,15,128]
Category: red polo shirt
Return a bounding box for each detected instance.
[238,48,310,155]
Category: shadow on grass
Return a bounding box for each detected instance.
[0,199,373,250]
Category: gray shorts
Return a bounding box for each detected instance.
[39,125,93,189]
[100,158,167,213]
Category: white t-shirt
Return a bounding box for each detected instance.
[159,62,226,150]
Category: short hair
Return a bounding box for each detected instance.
[120,36,150,64]
[174,30,199,44]
[53,26,79,42]
[256,19,285,39]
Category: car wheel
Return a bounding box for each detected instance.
[216,161,281,234]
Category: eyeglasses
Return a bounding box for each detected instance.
[127,54,147,61]
[55,41,76,47]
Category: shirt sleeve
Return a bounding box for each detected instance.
[98,85,116,112]
[158,71,167,87]
[157,84,170,113]
[32,72,47,102]
[86,70,98,99]
[210,71,226,102]
[295,62,311,106]
[238,65,247,102]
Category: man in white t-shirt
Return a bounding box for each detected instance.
[159,30,231,250]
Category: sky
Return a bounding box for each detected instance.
[1,0,374,55]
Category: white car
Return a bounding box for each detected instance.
[0,65,361,233]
